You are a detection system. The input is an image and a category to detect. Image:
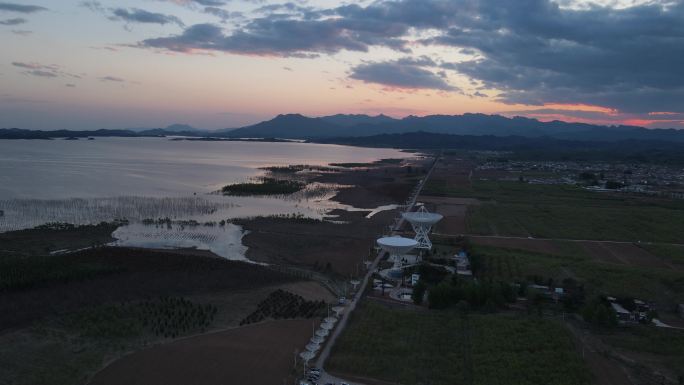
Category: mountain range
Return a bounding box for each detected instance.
[224,113,684,142]
[2,113,684,142]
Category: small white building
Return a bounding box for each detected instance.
[453,251,472,276]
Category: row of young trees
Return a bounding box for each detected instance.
[425,275,517,310]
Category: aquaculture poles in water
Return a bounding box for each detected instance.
[401,205,443,250]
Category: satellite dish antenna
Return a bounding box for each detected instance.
[299,351,316,362]
[331,306,344,317]
[320,322,335,330]
[401,206,443,249]
[377,236,418,269]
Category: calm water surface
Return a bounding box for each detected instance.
[0,138,407,258]
[0,137,404,199]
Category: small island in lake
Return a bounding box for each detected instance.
[221,178,306,196]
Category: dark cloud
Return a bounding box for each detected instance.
[136,0,684,113]
[0,17,25,25]
[111,8,184,27]
[99,76,125,82]
[193,0,226,5]
[12,62,81,79]
[139,8,415,57]
[350,59,458,91]
[0,3,47,13]
[426,0,684,113]
[11,29,32,36]
[203,6,242,23]
[81,2,185,28]
[156,0,226,7]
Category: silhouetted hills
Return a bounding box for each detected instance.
[3,113,684,142]
[319,114,397,127]
[223,113,684,142]
[315,131,684,164]
[224,114,340,138]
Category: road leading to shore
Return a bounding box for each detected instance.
[313,154,440,382]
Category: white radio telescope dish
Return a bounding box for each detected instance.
[401,206,443,249]
[377,236,418,268]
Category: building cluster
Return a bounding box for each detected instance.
[453,251,472,276]
[477,159,684,196]
[607,297,654,324]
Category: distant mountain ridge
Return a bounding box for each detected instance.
[2,113,684,142]
[223,113,684,142]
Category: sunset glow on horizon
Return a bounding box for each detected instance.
[2,0,683,130]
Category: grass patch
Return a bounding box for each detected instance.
[221,178,305,196]
[328,301,590,385]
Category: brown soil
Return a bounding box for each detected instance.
[315,160,428,208]
[578,241,669,268]
[89,319,313,385]
[237,210,395,276]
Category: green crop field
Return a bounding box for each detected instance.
[327,302,590,385]
[424,180,684,243]
[469,244,684,306]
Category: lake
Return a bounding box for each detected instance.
[0,138,407,259]
[0,137,404,199]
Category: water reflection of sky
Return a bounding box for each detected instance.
[0,138,405,199]
[0,138,410,260]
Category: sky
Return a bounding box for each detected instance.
[1,0,683,130]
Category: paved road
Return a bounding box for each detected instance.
[311,155,440,384]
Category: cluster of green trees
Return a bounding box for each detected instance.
[69,297,217,339]
[137,297,217,338]
[221,178,306,196]
[240,289,325,325]
[581,297,618,328]
[426,275,517,310]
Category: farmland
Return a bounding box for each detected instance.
[602,325,684,380]
[0,246,314,385]
[423,178,684,243]
[468,243,684,307]
[88,319,313,385]
[327,301,590,385]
